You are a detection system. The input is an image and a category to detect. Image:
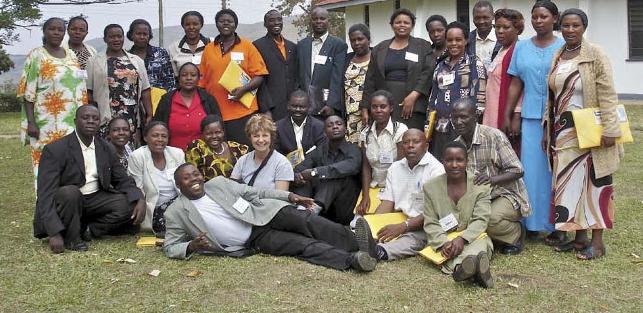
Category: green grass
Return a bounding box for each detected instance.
[0,107,641,313]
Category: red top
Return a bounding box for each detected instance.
[168,91,206,150]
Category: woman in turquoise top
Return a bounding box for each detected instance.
[503,1,565,244]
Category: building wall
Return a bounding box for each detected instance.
[340,0,641,95]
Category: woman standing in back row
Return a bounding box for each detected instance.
[168,11,211,77]
[504,1,565,243]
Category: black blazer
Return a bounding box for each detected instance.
[360,36,435,113]
[274,115,327,156]
[153,87,221,125]
[297,34,347,114]
[467,29,502,61]
[34,133,143,238]
[253,35,299,121]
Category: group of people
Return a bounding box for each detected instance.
[21,0,624,289]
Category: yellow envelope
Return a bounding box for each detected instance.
[150,87,167,115]
[419,232,488,265]
[354,187,383,214]
[218,61,256,108]
[363,212,408,239]
[136,236,163,248]
[571,104,633,149]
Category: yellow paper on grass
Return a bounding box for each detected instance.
[571,104,633,149]
[218,61,256,108]
[419,232,488,265]
[363,212,408,239]
[136,236,161,248]
[354,187,383,214]
[150,87,167,115]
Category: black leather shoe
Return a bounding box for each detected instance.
[355,217,377,259]
[349,251,376,272]
[452,255,477,282]
[81,228,93,242]
[474,251,494,288]
[65,241,89,252]
[500,224,525,255]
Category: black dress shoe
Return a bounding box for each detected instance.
[65,241,89,252]
[500,224,525,255]
[349,251,376,272]
[355,217,377,259]
[452,255,477,282]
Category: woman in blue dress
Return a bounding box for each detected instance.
[503,1,565,244]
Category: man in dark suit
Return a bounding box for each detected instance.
[34,105,145,253]
[467,1,502,68]
[253,10,299,121]
[275,90,326,165]
[296,6,347,118]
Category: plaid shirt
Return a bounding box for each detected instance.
[130,45,176,91]
[456,124,531,216]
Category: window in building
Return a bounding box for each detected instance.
[364,5,370,27]
[629,0,643,60]
[456,0,470,26]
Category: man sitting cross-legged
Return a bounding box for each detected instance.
[34,105,145,253]
[356,129,445,261]
[451,97,531,255]
[163,163,376,272]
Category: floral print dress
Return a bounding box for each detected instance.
[17,47,87,184]
[100,56,141,136]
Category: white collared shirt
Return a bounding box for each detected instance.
[379,152,445,217]
[311,31,329,75]
[475,29,497,69]
[76,132,99,195]
[191,195,252,247]
[291,116,307,151]
[360,119,408,188]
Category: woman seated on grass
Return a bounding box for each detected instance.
[185,114,249,181]
[128,121,185,237]
[423,141,494,288]
[356,90,407,215]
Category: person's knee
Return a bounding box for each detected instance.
[111,194,132,220]
[55,185,82,203]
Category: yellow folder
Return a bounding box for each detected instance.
[218,61,256,108]
[150,87,167,115]
[425,110,437,141]
[419,232,488,265]
[354,187,383,214]
[363,212,408,239]
[136,236,163,248]
[571,104,633,149]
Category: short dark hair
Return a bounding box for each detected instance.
[143,120,168,137]
[495,8,525,35]
[425,14,447,31]
[200,114,224,133]
[68,16,88,30]
[107,116,130,131]
[452,97,477,113]
[446,21,469,40]
[443,140,467,157]
[127,19,153,41]
[289,89,309,102]
[532,0,559,17]
[473,1,494,13]
[389,8,416,26]
[370,90,395,108]
[174,162,196,182]
[215,9,238,26]
[178,62,200,78]
[181,11,204,26]
[348,23,371,41]
[42,17,66,45]
[103,24,124,38]
[263,9,281,22]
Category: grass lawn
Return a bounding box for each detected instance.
[0,107,641,313]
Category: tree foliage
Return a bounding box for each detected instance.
[272,0,345,39]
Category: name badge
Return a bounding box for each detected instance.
[314,54,327,65]
[379,152,393,164]
[405,51,419,62]
[441,72,455,86]
[411,192,423,203]
[191,55,202,65]
[231,52,245,62]
[557,62,572,74]
[75,69,88,79]
[232,197,250,214]
[439,213,459,232]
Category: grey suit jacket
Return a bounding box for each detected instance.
[163,176,291,259]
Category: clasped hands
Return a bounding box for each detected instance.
[440,236,466,260]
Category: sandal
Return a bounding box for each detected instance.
[544,231,567,246]
[576,245,606,260]
[553,241,589,253]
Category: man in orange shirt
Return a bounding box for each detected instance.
[199,9,269,146]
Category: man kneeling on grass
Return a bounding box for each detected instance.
[355,129,444,261]
[163,163,376,272]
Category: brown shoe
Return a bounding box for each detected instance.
[474,252,494,288]
[452,255,477,282]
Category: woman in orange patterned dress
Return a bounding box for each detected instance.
[17,17,88,188]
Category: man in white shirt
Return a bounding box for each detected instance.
[163,164,377,272]
[355,129,445,261]
[34,106,145,253]
[467,1,501,68]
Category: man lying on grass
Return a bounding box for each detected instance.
[163,163,376,272]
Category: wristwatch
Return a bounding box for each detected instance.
[310,168,317,177]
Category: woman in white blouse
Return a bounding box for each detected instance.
[128,121,185,237]
[356,90,408,215]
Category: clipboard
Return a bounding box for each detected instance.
[571,104,633,149]
[218,61,256,108]
[419,232,488,265]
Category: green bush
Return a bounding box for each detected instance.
[0,92,22,112]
